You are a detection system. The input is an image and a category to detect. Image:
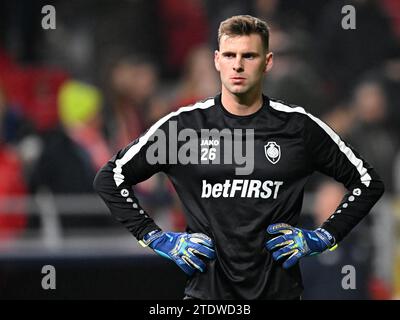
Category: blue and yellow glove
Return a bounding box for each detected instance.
[265,223,337,269]
[139,230,216,276]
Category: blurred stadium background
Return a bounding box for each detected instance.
[0,0,399,299]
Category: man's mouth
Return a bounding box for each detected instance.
[230,77,246,84]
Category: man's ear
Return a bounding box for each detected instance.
[214,50,220,72]
[264,52,273,73]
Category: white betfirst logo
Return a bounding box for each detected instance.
[201,179,283,199]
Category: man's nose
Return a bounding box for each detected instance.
[233,57,244,72]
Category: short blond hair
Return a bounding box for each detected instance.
[218,15,270,51]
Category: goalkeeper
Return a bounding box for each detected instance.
[94,15,384,299]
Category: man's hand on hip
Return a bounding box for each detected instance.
[265,223,336,269]
[140,230,216,276]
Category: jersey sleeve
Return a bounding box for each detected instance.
[93,116,176,241]
[303,114,385,243]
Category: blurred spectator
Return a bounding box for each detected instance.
[29,80,107,194]
[363,44,400,137]
[301,180,373,299]
[263,25,328,117]
[253,0,280,23]
[322,102,356,138]
[158,0,210,78]
[171,45,219,108]
[58,80,111,171]
[106,56,166,150]
[316,0,398,101]
[23,67,69,132]
[346,80,398,193]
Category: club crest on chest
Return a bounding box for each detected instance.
[264,141,281,164]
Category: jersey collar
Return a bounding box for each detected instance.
[215,93,270,119]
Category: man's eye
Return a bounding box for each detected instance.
[243,54,255,59]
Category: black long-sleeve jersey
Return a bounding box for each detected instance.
[94,93,384,299]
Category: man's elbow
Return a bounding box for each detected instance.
[93,169,101,194]
[367,171,385,205]
[93,164,111,194]
[375,179,385,201]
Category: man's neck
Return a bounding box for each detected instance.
[221,88,264,116]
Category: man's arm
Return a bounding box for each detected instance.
[265,112,384,269]
[93,133,165,240]
[93,112,216,275]
[303,114,385,243]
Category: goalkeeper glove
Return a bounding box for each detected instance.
[265,223,336,269]
[139,230,216,276]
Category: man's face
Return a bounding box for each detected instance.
[215,34,273,97]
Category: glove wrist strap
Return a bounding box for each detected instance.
[315,228,337,250]
[139,229,163,247]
